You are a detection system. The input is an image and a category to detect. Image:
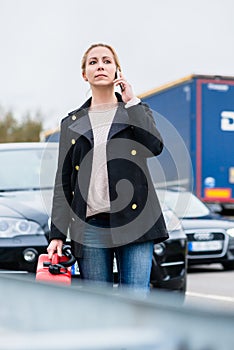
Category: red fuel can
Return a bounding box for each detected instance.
[36,246,76,285]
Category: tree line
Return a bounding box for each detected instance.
[0,108,43,142]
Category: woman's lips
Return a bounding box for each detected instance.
[95,74,107,78]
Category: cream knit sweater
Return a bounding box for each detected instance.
[86,106,117,217]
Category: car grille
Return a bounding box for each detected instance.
[186,229,227,258]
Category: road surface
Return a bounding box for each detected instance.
[185,264,234,312]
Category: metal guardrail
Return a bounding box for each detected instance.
[0,274,234,350]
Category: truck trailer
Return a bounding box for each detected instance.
[139,75,234,211]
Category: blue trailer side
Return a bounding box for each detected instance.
[195,76,234,209]
[139,76,195,193]
[139,75,234,210]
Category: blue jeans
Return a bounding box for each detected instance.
[77,216,154,293]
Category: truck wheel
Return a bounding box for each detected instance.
[222,262,234,271]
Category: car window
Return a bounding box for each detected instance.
[157,190,210,218]
[0,147,58,191]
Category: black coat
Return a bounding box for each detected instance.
[50,93,168,257]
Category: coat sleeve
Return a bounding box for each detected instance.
[49,118,73,242]
[126,102,164,158]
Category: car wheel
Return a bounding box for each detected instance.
[222,261,234,271]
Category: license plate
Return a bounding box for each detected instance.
[188,240,223,252]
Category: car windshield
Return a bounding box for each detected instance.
[157,190,210,218]
[0,146,58,191]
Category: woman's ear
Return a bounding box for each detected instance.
[82,72,88,81]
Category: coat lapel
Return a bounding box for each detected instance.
[68,109,94,146]
[107,104,129,140]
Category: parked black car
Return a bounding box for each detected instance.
[0,142,187,293]
[150,204,187,292]
[156,188,234,270]
[0,142,58,272]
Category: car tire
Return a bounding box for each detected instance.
[222,261,234,271]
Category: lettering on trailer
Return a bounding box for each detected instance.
[183,85,191,101]
[207,83,229,92]
[221,111,234,131]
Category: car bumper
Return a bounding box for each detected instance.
[187,236,234,265]
[150,236,187,293]
[0,235,48,272]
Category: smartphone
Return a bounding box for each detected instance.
[115,69,124,92]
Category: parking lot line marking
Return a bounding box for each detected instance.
[186,291,234,303]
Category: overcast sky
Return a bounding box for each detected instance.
[1,0,234,129]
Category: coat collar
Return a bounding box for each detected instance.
[68,93,129,145]
[68,92,124,116]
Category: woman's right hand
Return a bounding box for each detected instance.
[47,239,63,259]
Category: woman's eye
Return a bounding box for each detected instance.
[104,60,111,64]
[89,60,96,65]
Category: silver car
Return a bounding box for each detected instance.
[156,188,234,270]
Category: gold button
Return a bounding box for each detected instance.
[131,149,137,156]
[75,165,79,171]
[131,203,137,210]
[71,139,76,145]
[72,115,76,120]
[72,191,74,195]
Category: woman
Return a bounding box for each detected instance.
[47,43,168,292]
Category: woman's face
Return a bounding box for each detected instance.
[83,46,117,88]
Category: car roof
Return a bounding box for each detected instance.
[0,142,58,150]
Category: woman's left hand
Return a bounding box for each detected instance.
[114,71,135,103]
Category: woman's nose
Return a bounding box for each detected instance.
[97,60,104,70]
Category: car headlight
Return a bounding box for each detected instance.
[154,243,166,256]
[226,228,234,238]
[163,208,182,232]
[0,218,44,237]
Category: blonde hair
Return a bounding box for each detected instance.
[81,43,121,73]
